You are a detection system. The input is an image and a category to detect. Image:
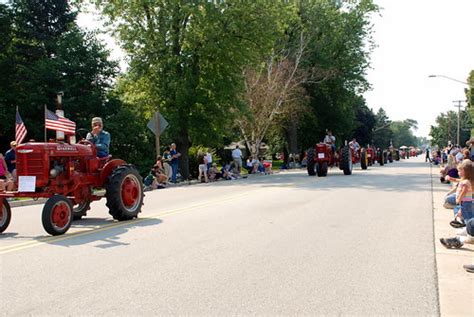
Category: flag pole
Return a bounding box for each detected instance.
[44,104,47,142]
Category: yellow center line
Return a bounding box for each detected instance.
[0,192,248,255]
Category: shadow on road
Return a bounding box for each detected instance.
[1,217,163,249]
[46,217,163,249]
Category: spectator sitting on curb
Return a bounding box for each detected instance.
[246,156,255,174]
[208,163,222,182]
[221,162,236,180]
[440,153,458,183]
[440,218,474,253]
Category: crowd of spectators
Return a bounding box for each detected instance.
[144,143,273,191]
[437,139,474,274]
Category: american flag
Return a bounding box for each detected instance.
[45,108,76,134]
[15,108,27,144]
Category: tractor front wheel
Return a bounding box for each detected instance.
[0,199,12,233]
[307,149,316,176]
[42,195,73,236]
[106,165,144,221]
[320,162,328,176]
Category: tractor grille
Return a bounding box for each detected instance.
[17,153,45,179]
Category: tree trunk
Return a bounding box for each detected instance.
[177,127,190,181]
[286,120,299,154]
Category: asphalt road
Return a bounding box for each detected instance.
[0,157,438,316]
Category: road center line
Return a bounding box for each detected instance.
[0,192,249,255]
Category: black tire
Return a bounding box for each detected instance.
[42,195,73,236]
[389,153,393,163]
[340,146,352,175]
[72,200,91,221]
[106,165,144,221]
[378,150,384,166]
[361,149,368,170]
[0,199,12,233]
[320,162,328,176]
[383,152,388,164]
[307,149,316,176]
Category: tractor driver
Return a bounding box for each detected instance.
[349,138,360,152]
[324,130,336,153]
[86,117,110,158]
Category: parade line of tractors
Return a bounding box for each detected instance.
[305,141,419,177]
[0,133,419,237]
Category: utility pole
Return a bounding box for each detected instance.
[453,100,465,146]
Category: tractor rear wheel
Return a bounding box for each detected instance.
[341,146,353,175]
[361,149,368,170]
[0,199,12,233]
[307,149,316,176]
[72,200,91,221]
[42,195,73,236]
[106,165,144,221]
[320,162,328,176]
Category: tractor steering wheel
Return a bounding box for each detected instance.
[78,139,94,147]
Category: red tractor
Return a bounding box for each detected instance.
[306,143,368,177]
[0,140,144,236]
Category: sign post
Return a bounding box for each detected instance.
[155,111,161,156]
[147,111,169,158]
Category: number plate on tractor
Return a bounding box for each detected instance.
[318,153,325,159]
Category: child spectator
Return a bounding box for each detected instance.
[197,152,208,183]
[446,159,474,228]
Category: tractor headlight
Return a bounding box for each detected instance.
[50,168,58,178]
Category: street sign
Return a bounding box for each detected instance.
[147,112,169,135]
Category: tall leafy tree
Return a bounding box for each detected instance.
[95,0,287,178]
[430,110,470,147]
[0,0,119,146]
[372,108,393,148]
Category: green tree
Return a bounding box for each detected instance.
[95,0,287,178]
[352,98,376,147]
[372,108,393,148]
[430,110,470,147]
[0,0,118,142]
[295,0,379,149]
[466,70,474,137]
[390,119,417,148]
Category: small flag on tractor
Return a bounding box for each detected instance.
[15,107,27,144]
[45,108,76,134]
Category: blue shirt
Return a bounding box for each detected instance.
[86,130,111,158]
[170,149,179,165]
[4,148,15,173]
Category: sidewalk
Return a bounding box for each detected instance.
[432,164,474,316]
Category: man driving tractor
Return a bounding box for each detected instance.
[86,117,110,158]
[323,129,336,153]
[349,138,360,152]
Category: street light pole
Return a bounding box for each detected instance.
[453,100,465,146]
[428,74,469,85]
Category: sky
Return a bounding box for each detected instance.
[76,0,474,138]
[364,0,474,138]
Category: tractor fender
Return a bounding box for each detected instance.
[100,159,127,185]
